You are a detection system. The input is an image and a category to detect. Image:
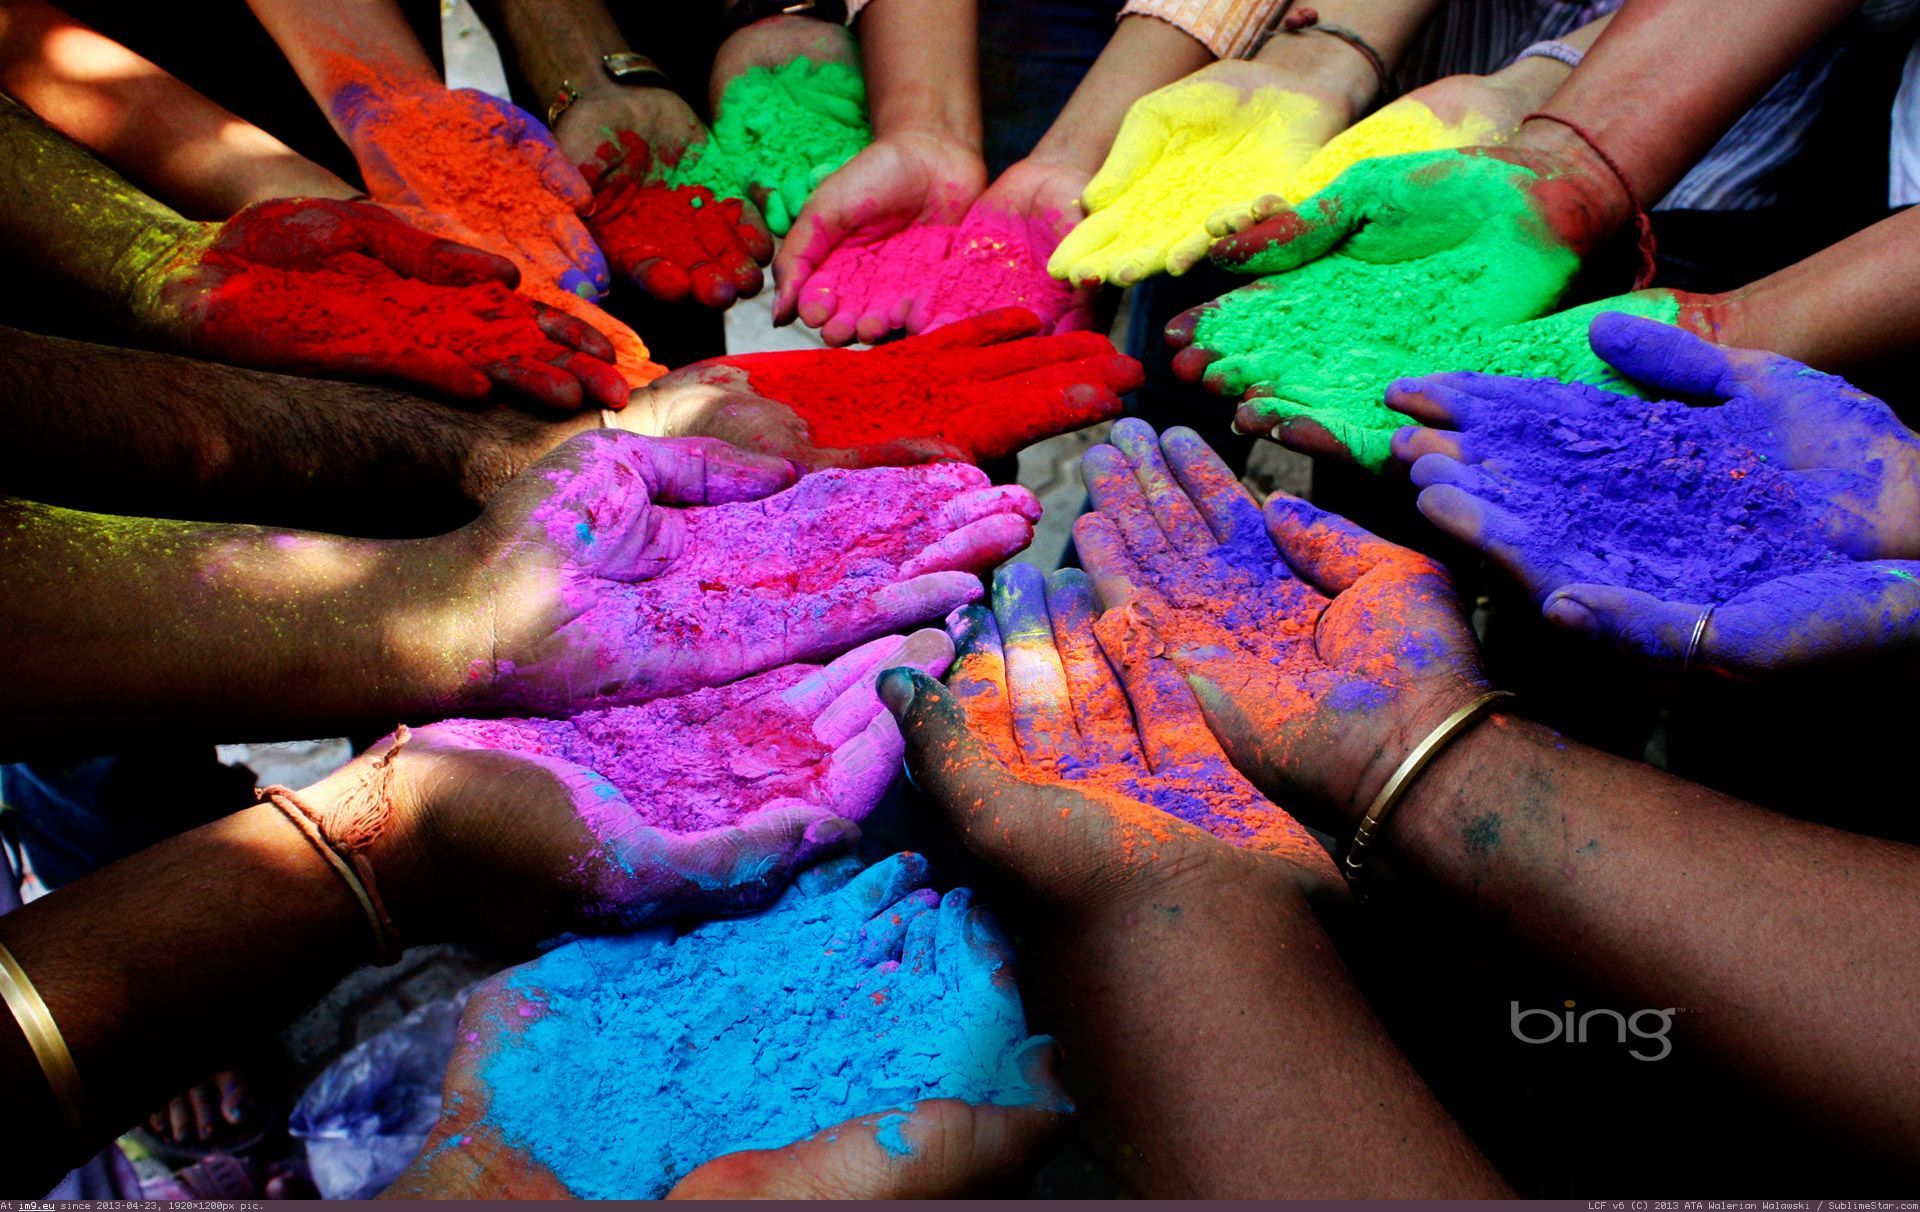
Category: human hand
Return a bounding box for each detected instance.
[916,159,1097,336]
[1165,150,1610,467]
[1068,420,1487,831]
[635,308,1139,469]
[1390,314,1920,673]
[773,130,987,343]
[559,89,773,308]
[1048,62,1350,288]
[386,853,1068,1198]
[316,629,954,955]
[331,71,609,299]
[710,16,871,236]
[931,561,1343,899]
[426,428,1039,716]
[140,197,628,409]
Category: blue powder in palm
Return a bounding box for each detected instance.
[1438,377,1847,599]
[474,853,1047,1198]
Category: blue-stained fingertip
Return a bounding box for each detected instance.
[1543,592,1599,638]
[559,267,603,300]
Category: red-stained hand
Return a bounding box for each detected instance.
[631,308,1141,469]
[145,198,628,410]
[773,130,987,344]
[561,87,773,308]
[1071,421,1488,833]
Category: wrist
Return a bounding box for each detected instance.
[116,218,214,338]
[293,737,441,951]
[1384,709,1548,872]
[1251,28,1376,123]
[1511,117,1638,246]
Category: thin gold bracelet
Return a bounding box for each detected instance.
[1344,690,1516,884]
[0,939,88,1142]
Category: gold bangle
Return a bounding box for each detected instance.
[1343,690,1516,884]
[0,940,88,1142]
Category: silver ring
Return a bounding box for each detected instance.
[1682,602,1716,675]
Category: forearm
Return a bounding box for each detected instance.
[1025,15,1213,176]
[1702,207,1920,372]
[854,0,980,151]
[1389,713,1920,1161]
[0,0,354,217]
[0,803,368,1191]
[0,499,472,751]
[470,0,634,109]
[1515,0,1857,216]
[1251,0,1445,119]
[0,94,201,337]
[0,327,592,536]
[1033,877,1506,1197]
[245,0,438,142]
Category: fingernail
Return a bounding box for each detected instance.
[1544,594,1598,638]
[876,667,919,718]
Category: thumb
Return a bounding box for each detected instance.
[1207,165,1374,275]
[1543,583,1706,665]
[1586,309,1736,400]
[634,435,797,505]
[878,667,1028,839]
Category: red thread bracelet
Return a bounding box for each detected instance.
[1522,111,1659,290]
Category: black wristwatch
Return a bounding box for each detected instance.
[722,0,850,34]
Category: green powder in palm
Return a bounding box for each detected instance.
[1189,152,1680,468]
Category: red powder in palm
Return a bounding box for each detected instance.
[732,331,1122,452]
[196,251,568,391]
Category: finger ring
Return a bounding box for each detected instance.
[1682,602,1717,676]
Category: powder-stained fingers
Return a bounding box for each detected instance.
[834,850,934,921]
[794,853,866,896]
[1162,221,1221,279]
[896,305,1042,353]
[347,202,521,288]
[1262,491,1415,597]
[1043,570,1148,771]
[1160,426,1268,549]
[949,332,1116,382]
[900,888,942,976]
[342,347,491,401]
[629,255,694,303]
[1097,604,1229,777]
[992,564,1081,768]
[544,349,633,411]
[1541,583,1705,666]
[548,212,612,298]
[899,515,1037,580]
[482,356,586,411]
[790,633,914,722]
[817,630,953,751]
[1203,191,1289,239]
[1585,310,1741,400]
[1108,420,1213,553]
[822,709,908,813]
[532,304,618,363]
[943,604,1018,759]
[1082,444,1177,564]
[939,480,1037,529]
[1201,351,1293,400]
[1206,170,1363,275]
[1408,452,1505,498]
[931,887,977,991]
[1391,424,1466,465]
[1414,484,1565,598]
[650,804,861,916]
[852,887,940,965]
[1071,513,1152,611]
[630,434,795,506]
[1243,395,1397,469]
[823,573,991,650]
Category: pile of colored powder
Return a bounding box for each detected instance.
[1453,380,1848,599]
[1192,154,1639,467]
[726,327,1126,454]
[918,208,1080,333]
[425,664,831,834]
[475,853,1042,1198]
[1283,98,1499,201]
[702,57,871,234]
[196,251,567,384]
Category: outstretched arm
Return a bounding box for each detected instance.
[0,0,356,217]
[0,326,593,536]
[1380,712,1920,1164]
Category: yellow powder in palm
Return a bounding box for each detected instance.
[1283,100,1502,202]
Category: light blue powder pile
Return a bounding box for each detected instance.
[476,853,1049,1198]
